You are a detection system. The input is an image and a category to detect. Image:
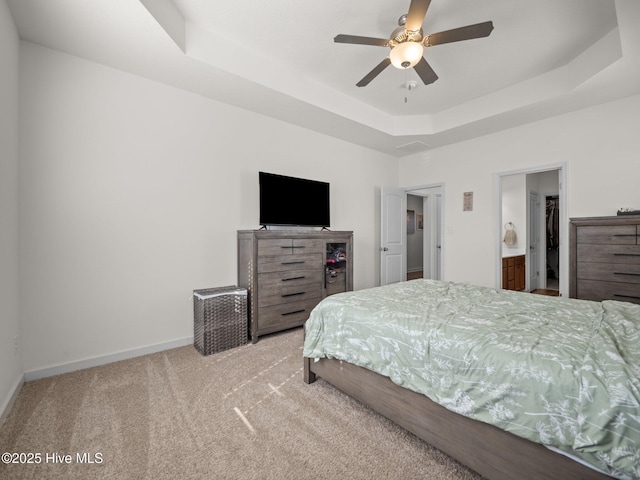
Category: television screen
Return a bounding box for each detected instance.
[259,172,330,227]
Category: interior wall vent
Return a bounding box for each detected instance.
[395,141,430,154]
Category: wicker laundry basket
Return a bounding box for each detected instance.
[193,286,248,355]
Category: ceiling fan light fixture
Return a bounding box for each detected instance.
[334,0,494,87]
[390,41,424,69]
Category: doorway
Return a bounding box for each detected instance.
[380,184,444,286]
[407,194,424,280]
[497,165,565,296]
[406,186,443,282]
[545,196,560,291]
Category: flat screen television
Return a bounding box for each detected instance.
[259,171,330,227]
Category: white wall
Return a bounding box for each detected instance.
[0,0,22,420]
[399,94,640,292]
[501,174,526,257]
[18,42,398,375]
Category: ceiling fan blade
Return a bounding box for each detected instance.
[356,58,392,87]
[405,0,432,32]
[413,57,438,85]
[334,34,389,47]
[424,21,494,47]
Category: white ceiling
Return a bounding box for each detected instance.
[7,0,640,156]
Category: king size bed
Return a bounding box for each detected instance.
[303,280,640,480]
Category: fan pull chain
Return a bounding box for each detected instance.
[404,79,417,104]
[404,70,409,103]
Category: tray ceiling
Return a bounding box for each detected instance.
[8,0,640,156]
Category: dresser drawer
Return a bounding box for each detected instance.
[293,237,322,251]
[258,238,296,256]
[258,238,323,256]
[577,279,640,304]
[257,253,322,273]
[577,262,640,284]
[576,244,640,264]
[576,225,638,245]
[258,298,321,330]
[258,281,323,308]
[258,268,323,286]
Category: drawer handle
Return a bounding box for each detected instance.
[614,294,640,300]
[282,309,305,316]
[282,276,306,282]
[282,291,305,298]
[281,261,305,265]
[292,246,306,249]
[613,272,640,276]
[614,253,640,257]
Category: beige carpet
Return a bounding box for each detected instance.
[0,328,483,480]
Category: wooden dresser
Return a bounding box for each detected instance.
[237,230,353,342]
[502,255,525,291]
[570,215,640,304]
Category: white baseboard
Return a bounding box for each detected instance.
[24,336,194,382]
[0,373,25,427]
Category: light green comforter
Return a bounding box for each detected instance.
[303,280,640,479]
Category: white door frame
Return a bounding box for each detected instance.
[435,193,443,280]
[494,163,567,295]
[405,183,445,281]
[528,190,541,292]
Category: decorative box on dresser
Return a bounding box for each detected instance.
[570,215,640,304]
[238,230,353,342]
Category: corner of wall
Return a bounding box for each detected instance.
[0,0,25,424]
[0,373,24,427]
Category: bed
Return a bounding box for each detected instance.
[303,279,640,480]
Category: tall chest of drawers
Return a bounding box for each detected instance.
[569,216,640,304]
[238,230,353,342]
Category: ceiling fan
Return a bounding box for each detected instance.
[334,0,494,87]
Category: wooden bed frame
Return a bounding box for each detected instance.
[304,356,612,480]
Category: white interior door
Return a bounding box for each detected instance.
[435,193,442,280]
[380,187,406,285]
[528,191,540,291]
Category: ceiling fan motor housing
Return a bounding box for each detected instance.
[389,26,423,48]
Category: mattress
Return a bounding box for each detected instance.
[303,279,640,479]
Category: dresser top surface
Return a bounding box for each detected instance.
[570,215,640,226]
[238,229,353,239]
